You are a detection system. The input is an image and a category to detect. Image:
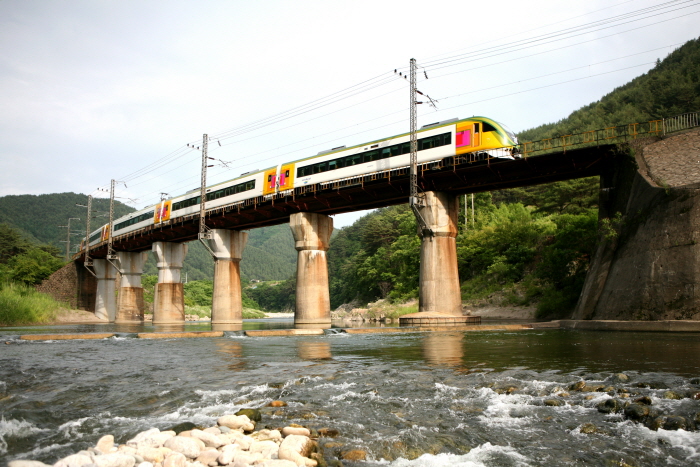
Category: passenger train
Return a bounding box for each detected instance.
[83,116,518,248]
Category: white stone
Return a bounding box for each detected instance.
[9,462,52,467]
[281,427,310,438]
[225,432,253,451]
[201,427,221,436]
[162,453,186,467]
[93,453,136,467]
[278,435,317,467]
[136,447,168,464]
[217,415,255,432]
[54,453,94,467]
[189,430,223,448]
[95,435,115,454]
[163,437,202,460]
[127,430,176,449]
[232,452,263,466]
[249,440,279,459]
[136,463,153,467]
[258,461,299,467]
[194,450,219,467]
[253,430,282,442]
[117,447,137,456]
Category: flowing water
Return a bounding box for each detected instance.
[2,321,700,466]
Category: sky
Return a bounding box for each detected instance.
[0,0,698,228]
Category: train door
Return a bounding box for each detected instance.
[456,121,481,155]
[263,166,279,196]
[154,200,172,224]
[278,163,295,191]
[473,123,481,147]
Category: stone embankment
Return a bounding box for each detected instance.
[9,408,340,467]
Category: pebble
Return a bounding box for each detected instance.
[18,420,323,467]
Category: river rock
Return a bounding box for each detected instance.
[217,445,242,465]
[279,435,317,466]
[253,429,283,442]
[634,396,652,405]
[95,435,115,454]
[217,414,255,431]
[340,450,366,461]
[9,461,52,467]
[544,399,564,407]
[625,403,650,421]
[162,452,186,467]
[663,415,688,430]
[611,373,630,384]
[597,398,622,414]
[166,422,197,434]
[54,453,94,467]
[282,426,311,437]
[190,429,223,448]
[257,461,298,467]
[662,390,684,400]
[127,429,176,449]
[93,453,136,467]
[317,428,339,438]
[163,436,202,459]
[268,401,288,407]
[579,423,598,434]
[569,381,586,391]
[136,463,153,467]
[235,408,262,422]
[136,446,170,463]
[231,452,264,465]
[202,427,221,435]
[195,449,220,467]
[250,440,280,459]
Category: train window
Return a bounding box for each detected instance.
[381,148,391,158]
[474,124,480,133]
[482,122,497,132]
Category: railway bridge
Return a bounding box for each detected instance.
[72,113,700,326]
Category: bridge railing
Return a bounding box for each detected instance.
[519,111,699,158]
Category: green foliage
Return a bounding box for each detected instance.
[183,280,214,307]
[247,278,296,312]
[0,281,63,325]
[518,38,700,142]
[2,248,65,285]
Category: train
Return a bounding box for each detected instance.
[83,116,519,248]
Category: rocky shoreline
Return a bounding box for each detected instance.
[9,406,344,467]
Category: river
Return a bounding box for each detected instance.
[1,320,700,466]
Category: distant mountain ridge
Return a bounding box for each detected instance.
[0,192,296,281]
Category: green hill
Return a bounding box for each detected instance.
[0,193,296,281]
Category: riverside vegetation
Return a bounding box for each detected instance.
[2,38,700,324]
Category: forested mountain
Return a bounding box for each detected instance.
[0,193,296,281]
[519,37,700,141]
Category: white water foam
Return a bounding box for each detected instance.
[0,417,46,455]
[386,442,531,466]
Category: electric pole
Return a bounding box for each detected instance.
[198,134,216,258]
[408,58,432,237]
[77,195,96,277]
[59,217,81,261]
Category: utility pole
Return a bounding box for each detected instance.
[106,179,127,270]
[198,134,216,258]
[408,58,432,237]
[77,195,96,277]
[58,217,81,261]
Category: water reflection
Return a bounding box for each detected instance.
[297,340,332,360]
[422,332,464,367]
[212,323,243,332]
[214,340,246,371]
[295,323,332,330]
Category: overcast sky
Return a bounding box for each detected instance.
[1,0,698,227]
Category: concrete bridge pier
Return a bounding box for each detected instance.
[152,242,188,324]
[209,229,248,324]
[116,251,149,323]
[290,212,333,326]
[416,191,462,316]
[93,259,117,322]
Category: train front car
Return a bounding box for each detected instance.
[455,117,519,161]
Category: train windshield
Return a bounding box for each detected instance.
[498,121,519,144]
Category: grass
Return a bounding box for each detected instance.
[0,281,63,325]
[366,299,419,320]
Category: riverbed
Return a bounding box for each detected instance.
[1,322,700,466]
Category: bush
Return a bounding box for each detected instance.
[0,281,62,325]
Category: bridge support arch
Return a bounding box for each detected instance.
[416,191,462,316]
[93,259,116,322]
[116,251,149,323]
[209,229,248,324]
[152,242,188,324]
[290,212,333,326]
